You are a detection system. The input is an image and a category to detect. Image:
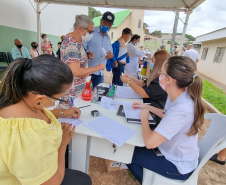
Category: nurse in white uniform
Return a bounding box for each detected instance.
[125,34,150,78]
[127,56,206,184]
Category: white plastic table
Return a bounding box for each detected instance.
[68,83,145,173]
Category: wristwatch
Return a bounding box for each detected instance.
[61,111,64,118]
[127,80,132,86]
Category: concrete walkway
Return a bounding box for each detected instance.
[198,72,226,93]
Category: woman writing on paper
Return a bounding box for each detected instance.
[121,50,170,110]
[124,34,151,78]
[127,56,205,184]
[0,55,91,185]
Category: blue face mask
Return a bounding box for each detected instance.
[150,62,154,70]
[135,42,139,46]
[101,25,110,33]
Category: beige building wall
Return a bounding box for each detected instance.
[197,38,226,85]
[109,9,145,45]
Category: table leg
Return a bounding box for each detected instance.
[85,136,91,174]
[68,133,88,173]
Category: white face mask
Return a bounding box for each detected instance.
[145,49,149,52]
[44,38,48,41]
[82,32,93,42]
[135,42,139,46]
[42,95,60,110]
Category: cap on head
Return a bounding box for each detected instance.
[122,28,132,35]
[102,11,115,25]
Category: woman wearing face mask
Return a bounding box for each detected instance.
[125,35,151,79]
[0,55,92,185]
[29,42,40,59]
[41,34,54,55]
[127,56,206,184]
[59,14,105,109]
[121,50,169,124]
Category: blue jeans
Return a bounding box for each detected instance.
[126,147,193,184]
[112,63,125,86]
[91,74,104,89]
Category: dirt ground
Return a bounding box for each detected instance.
[88,70,226,185]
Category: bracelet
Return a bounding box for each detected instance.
[127,80,132,86]
[61,111,64,118]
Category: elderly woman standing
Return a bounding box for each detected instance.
[59,15,105,109]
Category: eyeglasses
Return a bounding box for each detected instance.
[32,92,68,103]
[158,70,168,77]
[84,28,94,34]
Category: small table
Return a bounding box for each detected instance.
[68,83,145,173]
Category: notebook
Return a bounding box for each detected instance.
[117,103,156,126]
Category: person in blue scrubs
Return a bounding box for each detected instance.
[83,12,115,89]
[128,56,206,184]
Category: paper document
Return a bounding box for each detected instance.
[101,48,107,60]
[116,86,142,99]
[123,102,153,121]
[100,96,121,111]
[84,116,136,147]
[58,118,84,127]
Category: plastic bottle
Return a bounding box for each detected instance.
[82,82,92,101]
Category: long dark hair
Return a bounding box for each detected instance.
[0,55,73,109]
[165,56,206,136]
[129,34,140,43]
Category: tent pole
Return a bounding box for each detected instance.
[170,11,179,54]
[36,1,41,53]
[179,11,191,55]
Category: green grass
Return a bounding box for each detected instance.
[202,79,226,114]
[143,41,170,53]
[128,169,137,181]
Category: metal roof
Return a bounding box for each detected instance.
[37,0,206,12]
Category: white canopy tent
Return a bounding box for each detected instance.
[35,0,206,54]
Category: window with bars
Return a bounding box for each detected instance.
[214,47,226,63]
[138,20,141,28]
[111,32,113,40]
[201,48,208,60]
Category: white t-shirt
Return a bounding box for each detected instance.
[183,49,199,63]
[155,92,199,174]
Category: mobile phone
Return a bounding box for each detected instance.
[153,148,163,156]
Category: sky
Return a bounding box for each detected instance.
[95,0,226,37]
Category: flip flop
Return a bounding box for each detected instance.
[210,154,226,165]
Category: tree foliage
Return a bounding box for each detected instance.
[88,7,102,19]
[143,22,149,34]
[150,30,162,38]
[184,41,193,47]
[167,41,179,45]
[185,34,196,41]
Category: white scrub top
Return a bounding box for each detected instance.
[155,92,199,174]
[125,42,146,78]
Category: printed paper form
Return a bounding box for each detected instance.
[123,102,153,121]
[99,96,121,111]
[58,118,84,127]
[84,116,136,147]
[116,86,142,99]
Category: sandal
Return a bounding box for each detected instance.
[210,154,226,165]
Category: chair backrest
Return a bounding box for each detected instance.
[198,113,226,161]
[7,52,14,64]
[0,52,8,63]
[187,113,226,181]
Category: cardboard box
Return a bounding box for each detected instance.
[105,159,128,172]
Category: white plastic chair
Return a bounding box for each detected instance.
[142,113,226,185]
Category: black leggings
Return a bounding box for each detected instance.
[61,169,92,185]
